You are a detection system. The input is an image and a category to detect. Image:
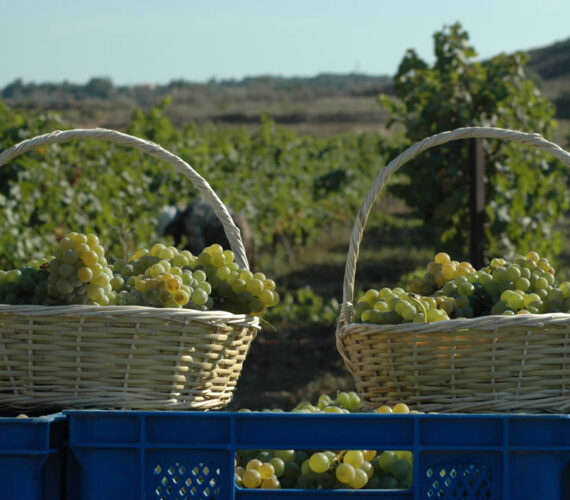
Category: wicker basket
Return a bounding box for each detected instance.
[0,128,260,412]
[336,126,570,414]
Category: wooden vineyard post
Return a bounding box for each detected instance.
[469,137,485,269]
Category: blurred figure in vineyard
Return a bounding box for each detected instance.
[157,200,255,269]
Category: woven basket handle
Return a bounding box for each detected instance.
[0,128,250,269]
[339,126,570,327]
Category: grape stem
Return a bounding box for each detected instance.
[408,293,428,323]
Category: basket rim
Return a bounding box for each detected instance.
[0,303,261,329]
[336,310,570,340]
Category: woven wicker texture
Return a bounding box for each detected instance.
[336,126,570,413]
[0,129,259,412]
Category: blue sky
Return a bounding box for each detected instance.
[1,0,569,87]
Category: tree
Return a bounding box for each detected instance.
[379,22,568,261]
[85,77,114,99]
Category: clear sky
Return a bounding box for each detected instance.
[1,0,569,88]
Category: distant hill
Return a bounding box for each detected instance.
[1,36,569,131]
[524,37,570,120]
[526,37,570,81]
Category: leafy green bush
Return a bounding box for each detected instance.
[379,22,568,261]
[0,101,401,270]
[265,285,340,325]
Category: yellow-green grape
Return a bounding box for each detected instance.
[150,243,166,258]
[80,250,98,267]
[246,278,264,296]
[86,283,104,302]
[335,391,350,408]
[349,468,368,489]
[375,405,393,414]
[237,270,252,283]
[317,394,332,409]
[246,459,262,471]
[393,403,410,414]
[309,453,330,473]
[335,463,356,484]
[426,309,449,322]
[158,247,176,261]
[360,460,374,479]
[134,277,146,293]
[273,450,295,464]
[215,266,232,280]
[211,253,227,268]
[193,270,207,283]
[396,450,413,464]
[258,289,275,307]
[158,259,171,273]
[323,406,344,414]
[206,243,224,255]
[300,460,313,477]
[343,450,364,469]
[130,248,150,261]
[264,279,276,291]
[164,276,181,293]
[91,273,110,287]
[110,276,124,291]
[434,252,451,265]
[235,466,245,479]
[258,463,275,479]
[148,263,165,278]
[242,469,262,488]
[343,391,360,411]
[269,458,285,477]
[191,288,208,306]
[260,476,280,489]
[173,289,190,306]
[377,451,397,473]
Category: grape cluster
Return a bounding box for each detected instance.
[235,393,416,490]
[0,233,280,316]
[46,232,116,306]
[115,243,214,310]
[355,287,449,325]
[356,251,570,324]
[409,253,476,295]
[196,243,280,315]
[113,242,280,314]
[0,267,49,305]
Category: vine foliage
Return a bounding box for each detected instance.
[379,22,568,260]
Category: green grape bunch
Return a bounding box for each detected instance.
[355,251,570,325]
[235,392,416,491]
[193,243,280,316]
[46,232,117,306]
[115,242,280,315]
[0,266,49,305]
[0,232,280,316]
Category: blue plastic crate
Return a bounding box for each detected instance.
[65,411,570,500]
[0,412,66,500]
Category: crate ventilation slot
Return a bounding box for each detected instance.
[425,462,492,499]
[153,462,221,499]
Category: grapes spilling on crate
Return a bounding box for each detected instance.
[354,251,569,324]
[0,232,279,316]
[235,392,416,490]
